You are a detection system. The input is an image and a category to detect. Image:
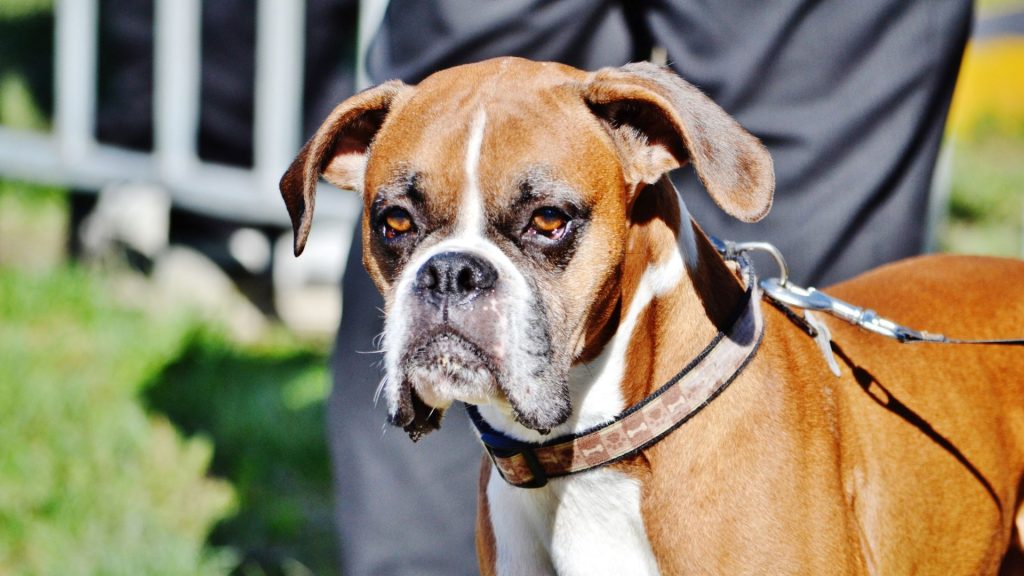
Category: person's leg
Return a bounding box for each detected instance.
[646,0,972,285]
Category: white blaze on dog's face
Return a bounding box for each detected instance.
[280,58,773,439]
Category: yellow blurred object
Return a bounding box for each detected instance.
[948,38,1024,139]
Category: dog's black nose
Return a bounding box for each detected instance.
[415,251,497,307]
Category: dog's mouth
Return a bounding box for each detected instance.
[384,271,573,439]
[390,330,500,440]
[406,331,499,406]
[388,387,444,442]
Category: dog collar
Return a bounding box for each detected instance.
[467,258,765,489]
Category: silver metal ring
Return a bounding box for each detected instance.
[730,241,790,286]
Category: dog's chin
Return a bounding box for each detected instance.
[389,332,499,440]
[388,331,573,438]
[409,332,498,405]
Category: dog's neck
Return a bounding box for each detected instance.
[477,179,746,443]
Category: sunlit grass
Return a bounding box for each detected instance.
[0,0,51,19]
[0,184,336,574]
[977,0,1024,14]
[945,136,1024,256]
[0,263,237,575]
[944,32,1024,257]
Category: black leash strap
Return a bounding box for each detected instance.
[904,334,1024,346]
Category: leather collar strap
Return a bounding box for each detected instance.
[467,271,765,489]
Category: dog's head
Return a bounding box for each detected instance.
[281,58,773,439]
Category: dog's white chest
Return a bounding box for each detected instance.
[487,465,661,576]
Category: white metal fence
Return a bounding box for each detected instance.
[0,0,392,333]
[0,0,384,227]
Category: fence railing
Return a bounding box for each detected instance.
[0,0,367,227]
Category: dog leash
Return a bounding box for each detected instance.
[713,238,1024,349]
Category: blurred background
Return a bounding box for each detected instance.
[0,0,1022,574]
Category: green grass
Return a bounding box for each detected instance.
[0,0,51,19]
[0,184,337,575]
[0,3,341,567]
[0,263,236,575]
[144,331,337,575]
[0,180,66,268]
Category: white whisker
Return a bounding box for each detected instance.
[374,375,389,406]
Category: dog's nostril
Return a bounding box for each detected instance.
[456,266,497,293]
[472,263,497,291]
[420,266,439,290]
[457,267,475,292]
[414,262,441,292]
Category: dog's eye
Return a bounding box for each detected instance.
[529,207,569,239]
[382,208,415,240]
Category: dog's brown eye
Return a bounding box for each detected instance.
[383,208,414,239]
[530,208,568,237]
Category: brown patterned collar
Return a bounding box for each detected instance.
[468,264,765,489]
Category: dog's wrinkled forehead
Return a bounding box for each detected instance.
[362,60,624,220]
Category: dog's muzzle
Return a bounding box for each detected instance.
[388,250,505,439]
[387,245,571,440]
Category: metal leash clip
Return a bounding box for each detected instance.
[713,237,1024,354]
[758,277,943,343]
[716,239,945,344]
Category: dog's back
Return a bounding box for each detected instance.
[822,254,1024,573]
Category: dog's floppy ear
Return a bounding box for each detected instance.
[581,62,774,222]
[280,80,410,255]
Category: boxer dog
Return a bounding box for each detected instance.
[280,58,1024,575]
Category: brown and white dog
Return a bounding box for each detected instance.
[281,58,1024,575]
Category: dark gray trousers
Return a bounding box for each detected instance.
[331,2,971,574]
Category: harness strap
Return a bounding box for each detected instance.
[914,336,1024,346]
